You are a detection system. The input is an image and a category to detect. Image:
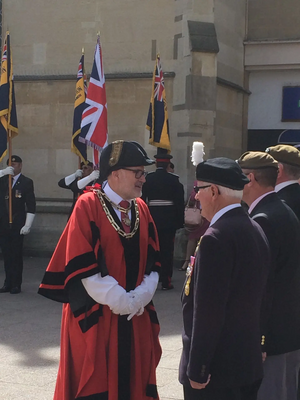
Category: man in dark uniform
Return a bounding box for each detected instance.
[179,158,270,400]
[141,154,184,290]
[58,161,100,216]
[265,144,300,220]
[0,155,36,294]
[238,151,300,400]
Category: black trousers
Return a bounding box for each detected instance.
[0,228,24,288]
[183,379,262,400]
[157,228,175,287]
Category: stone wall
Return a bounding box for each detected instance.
[248,0,300,41]
[214,0,248,159]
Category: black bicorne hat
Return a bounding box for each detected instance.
[100,140,154,181]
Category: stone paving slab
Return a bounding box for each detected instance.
[0,257,186,400]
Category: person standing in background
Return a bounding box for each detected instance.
[0,155,36,294]
[142,153,185,290]
[58,160,100,216]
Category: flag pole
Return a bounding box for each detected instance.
[78,46,85,170]
[8,129,12,226]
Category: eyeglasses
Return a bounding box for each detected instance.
[123,168,148,179]
[194,185,211,193]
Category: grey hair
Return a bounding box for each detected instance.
[216,185,243,200]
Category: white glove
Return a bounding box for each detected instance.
[82,272,158,321]
[127,272,159,320]
[82,274,140,318]
[75,169,83,178]
[0,166,14,178]
[77,169,100,190]
[20,213,35,235]
[65,170,82,186]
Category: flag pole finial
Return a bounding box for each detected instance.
[82,47,84,54]
[97,31,100,37]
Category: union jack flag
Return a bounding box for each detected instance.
[79,35,108,167]
[146,54,171,152]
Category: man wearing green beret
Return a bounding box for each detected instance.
[265,144,300,221]
[238,151,300,400]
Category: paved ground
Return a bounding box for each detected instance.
[0,257,186,400]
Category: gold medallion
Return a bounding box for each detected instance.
[122,217,131,227]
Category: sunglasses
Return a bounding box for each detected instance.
[194,185,211,193]
[123,168,148,179]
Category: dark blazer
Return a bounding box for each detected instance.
[250,192,300,356]
[179,207,270,388]
[0,174,36,231]
[276,183,300,221]
[141,169,185,230]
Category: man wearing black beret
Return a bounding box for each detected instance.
[179,157,271,400]
[0,155,36,294]
[238,151,300,400]
[39,140,162,400]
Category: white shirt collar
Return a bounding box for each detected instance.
[275,180,299,192]
[13,173,21,187]
[103,182,132,207]
[248,191,274,214]
[209,204,241,227]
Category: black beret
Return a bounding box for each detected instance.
[196,157,249,190]
[265,145,300,167]
[100,140,154,180]
[7,155,22,165]
[80,160,93,168]
[238,151,278,169]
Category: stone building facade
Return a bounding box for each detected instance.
[1,0,251,253]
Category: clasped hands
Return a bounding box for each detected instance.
[110,290,144,321]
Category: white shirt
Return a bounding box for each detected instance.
[12,173,21,188]
[210,204,241,227]
[248,191,274,214]
[103,182,132,220]
[275,180,299,192]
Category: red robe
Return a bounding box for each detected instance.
[39,191,162,400]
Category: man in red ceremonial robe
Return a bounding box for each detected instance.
[39,140,162,400]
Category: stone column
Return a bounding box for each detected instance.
[172,0,219,192]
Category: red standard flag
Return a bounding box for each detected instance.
[79,34,108,167]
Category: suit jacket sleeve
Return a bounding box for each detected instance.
[251,213,277,352]
[58,177,71,189]
[25,178,36,214]
[187,233,232,383]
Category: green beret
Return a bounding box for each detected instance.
[265,145,300,168]
[196,157,249,190]
[237,151,278,169]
